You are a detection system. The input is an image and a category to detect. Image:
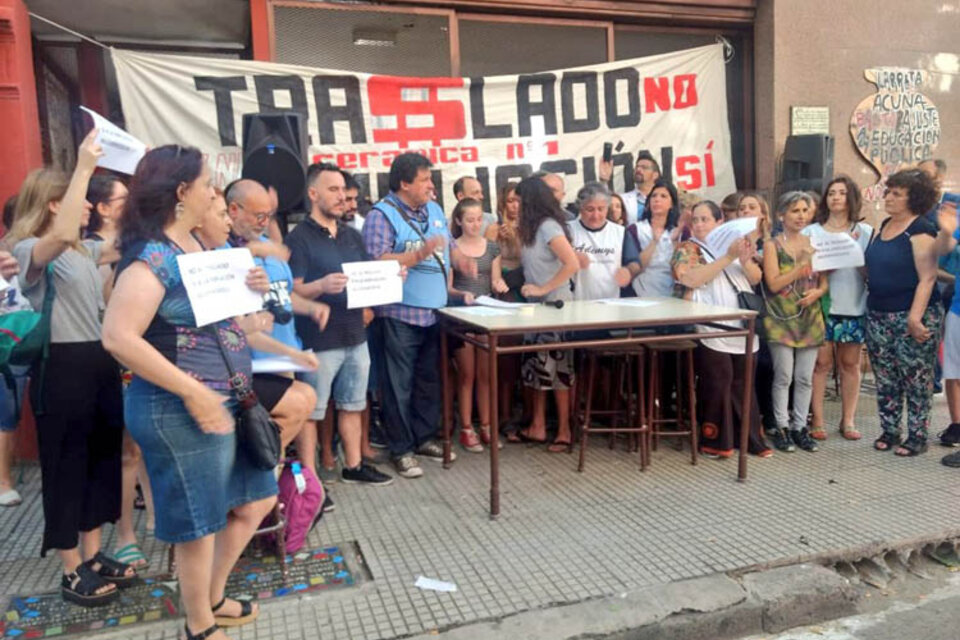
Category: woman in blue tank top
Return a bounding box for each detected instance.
[864,169,942,457]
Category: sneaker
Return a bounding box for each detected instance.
[459,428,484,453]
[767,427,796,453]
[0,488,22,507]
[394,455,424,479]
[478,425,503,449]
[341,463,394,486]
[939,423,960,447]
[942,450,960,467]
[322,493,336,513]
[791,428,820,452]
[417,440,457,462]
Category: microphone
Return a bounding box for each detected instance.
[541,299,564,309]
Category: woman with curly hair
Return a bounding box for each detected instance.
[865,169,943,456]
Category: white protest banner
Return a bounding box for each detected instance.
[341,260,403,309]
[110,45,735,209]
[79,106,147,175]
[810,233,865,271]
[706,216,759,257]
[176,248,263,326]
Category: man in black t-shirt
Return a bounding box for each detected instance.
[287,163,392,487]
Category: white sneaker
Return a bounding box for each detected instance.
[394,455,424,479]
[0,488,22,507]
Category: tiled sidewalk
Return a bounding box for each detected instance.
[2,390,959,639]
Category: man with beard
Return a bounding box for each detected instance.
[286,164,394,487]
[620,151,661,226]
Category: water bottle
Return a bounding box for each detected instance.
[291,461,306,495]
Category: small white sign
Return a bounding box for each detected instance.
[251,353,317,374]
[80,106,147,175]
[176,248,264,326]
[341,260,403,309]
[791,106,830,135]
[810,233,865,271]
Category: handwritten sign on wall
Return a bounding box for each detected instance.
[849,67,941,201]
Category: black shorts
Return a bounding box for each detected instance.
[252,373,294,412]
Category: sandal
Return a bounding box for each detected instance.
[113,543,150,570]
[213,596,259,627]
[478,425,503,449]
[61,563,118,607]
[508,428,547,445]
[184,623,221,640]
[86,551,137,588]
[546,439,572,454]
[839,425,862,441]
[894,436,928,457]
[874,431,901,451]
[809,426,827,441]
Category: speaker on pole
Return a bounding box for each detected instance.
[778,134,834,196]
[241,111,308,215]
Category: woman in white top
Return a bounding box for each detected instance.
[803,176,872,441]
[569,182,631,301]
[623,179,681,297]
[671,201,771,458]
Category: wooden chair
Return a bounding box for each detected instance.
[646,340,698,465]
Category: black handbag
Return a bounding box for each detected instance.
[211,326,281,470]
[696,241,765,317]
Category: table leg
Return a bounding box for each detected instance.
[739,316,756,481]
[441,323,452,469]
[489,334,500,519]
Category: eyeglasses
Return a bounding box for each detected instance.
[235,202,274,224]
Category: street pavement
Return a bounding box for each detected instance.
[1,380,959,639]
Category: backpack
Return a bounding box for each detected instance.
[0,266,55,413]
[275,460,325,553]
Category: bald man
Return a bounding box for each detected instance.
[225,179,330,450]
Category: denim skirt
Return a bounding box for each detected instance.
[125,377,277,543]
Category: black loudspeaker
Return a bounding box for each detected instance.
[779,134,834,195]
[241,112,308,212]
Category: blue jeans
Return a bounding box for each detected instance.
[0,366,28,432]
[375,318,441,458]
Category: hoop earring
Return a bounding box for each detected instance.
[175,201,185,219]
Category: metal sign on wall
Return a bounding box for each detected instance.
[850,67,941,201]
[111,44,735,209]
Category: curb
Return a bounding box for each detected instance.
[408,564,859,640]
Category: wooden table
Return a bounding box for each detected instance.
[437,297,759,518]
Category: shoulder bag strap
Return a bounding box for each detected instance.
[209,325,255,406]
[377,198,448,282]
[694,240,743,294]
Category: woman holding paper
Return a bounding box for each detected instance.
[671,201,771,458]
[864,169,942,457]
[515,177,580,452]
[7,131,137,606]
[761,192,827,454]
[804,176,872,441]
[102,146,277,640]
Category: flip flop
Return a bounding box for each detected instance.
[113,543,150,570]
[546,440,571,453]
[507,428,547,445]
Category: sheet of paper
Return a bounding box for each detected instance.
[176,248,263,326]
[453,306,515,317]
[252,353,316,374]
[80,106,147,175]
[341,260,403,309]
[705,217,759,257]
[474,295,534,309]
[414,576,458,593]
[596,298,659,307]
[0,274,9,293]
[810,233,865,271]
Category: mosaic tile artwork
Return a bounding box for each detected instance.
[0,543,358,639]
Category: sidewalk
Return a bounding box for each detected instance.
[2,388,959,639]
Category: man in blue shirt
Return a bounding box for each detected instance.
[225,180,328,450]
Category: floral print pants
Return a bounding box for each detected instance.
[865,306,943,441]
